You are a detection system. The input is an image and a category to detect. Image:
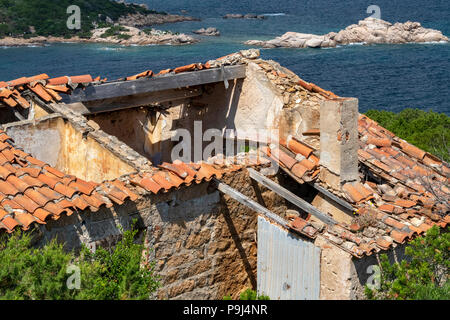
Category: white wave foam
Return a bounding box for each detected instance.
[262,13,286,16]
[419,40,448,44]
[97,47,124,51]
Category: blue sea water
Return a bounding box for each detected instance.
[0,0,449,114]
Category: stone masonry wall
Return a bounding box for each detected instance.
[315,235,407,300]
[34,169,296,300]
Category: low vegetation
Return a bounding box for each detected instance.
[100,25,131,40]
[224,289,270,300]
[0,223,160,300]
[0,0,163,38]
[365,226,449,300]
[365,108,450,162]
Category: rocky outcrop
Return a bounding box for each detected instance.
[193,27,220,36]
[223,14,266,20]
[0,25,198,47]
[245,17,449,49]
[90,26,197,45]
[118,13,200,27]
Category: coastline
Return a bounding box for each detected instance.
[0,13,200,47]
[0,26,198,47]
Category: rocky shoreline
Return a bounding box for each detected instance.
[245,18,449,49]
[193,27,220,36]
[0,25,197,47]
[0,11,200,47]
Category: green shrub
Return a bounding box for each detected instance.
[0,0,166,38]
[224,289,270,300]
[0,223,159,300]
[365,226,449,300]
[365,108,450,162]
[100,25,128,38]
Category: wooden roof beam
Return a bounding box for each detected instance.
[248,168,337,226]
[61,64,247,104]
[64,87,203,115]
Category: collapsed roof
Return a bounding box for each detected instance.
[0,49,448,258]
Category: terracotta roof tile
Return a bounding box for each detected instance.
[399,141,426,160]
[111,180,139,201]
[286,137,314,158]
[390,229,409,243]
[24,189,51,207]
[72,196,90,211]
[0,180,20,196]
[131,175,162,194]
[26,156,46,167]
[291,163,309,179]
[271,147,297,170]
[196,163,224,180]
[11,195,40,213]
[395,155,415,168]
[383,217,406,230]
[47,76,69,86]
[14,213,39,230]
[342,183,364,203]
[69,180,95,195]
[150,171,174,190]
[126,70,153,81]
[379,204,395,213]
[159,162,189,179]
[289,217,318,238]
[394,199,417,208]
[299,159,316,171]
[69,75,93,84]
[367,137,391,147]
[166,171,186,188]
[174,64,197,74]
[376,237,393,250]
[2,216,19,232]
[172,160,198,178]
[29,83,53,102]
[353,183,373,200]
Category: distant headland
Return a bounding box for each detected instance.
[0,0,198,47]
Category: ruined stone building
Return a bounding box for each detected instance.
[0,49,448,299]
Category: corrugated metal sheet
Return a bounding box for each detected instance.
[257,215,321,300]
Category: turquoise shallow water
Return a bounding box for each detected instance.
[0,0,449,114]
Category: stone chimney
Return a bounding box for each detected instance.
[319,98,359,190]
